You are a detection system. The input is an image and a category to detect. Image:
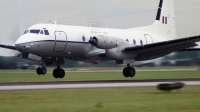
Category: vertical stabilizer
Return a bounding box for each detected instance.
[152,0,177,40]
[134,0,177,40]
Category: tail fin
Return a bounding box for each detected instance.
[135,0,177,40]
[153,0,177,40]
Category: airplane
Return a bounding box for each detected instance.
[0,0,200,78]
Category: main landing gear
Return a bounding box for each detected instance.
[36,65,65,78]
[53,65,65,78]
[123,64,136,77]
[36,60,65,78]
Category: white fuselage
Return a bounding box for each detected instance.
[15,23,165,61]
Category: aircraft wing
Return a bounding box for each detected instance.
[180,48,200,51]
[123,35,200,61]
[0,44,17,50]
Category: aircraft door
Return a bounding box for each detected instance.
[53,31,67,52]
[144,34,153,44]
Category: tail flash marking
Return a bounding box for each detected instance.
[158,0,163,8]
[162,16,167,24]
[162,16,165,24]
[165,17,167,24]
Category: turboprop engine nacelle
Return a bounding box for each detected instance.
[89,35,136,60]
[89,35,118,49]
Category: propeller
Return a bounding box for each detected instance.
[8,22,33,65]
[7,22,31,56]
[7,23,21,44]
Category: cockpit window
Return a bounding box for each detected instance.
[24,30,29,34]
[30,29,40,34]
[40,30,44,34]
[44,30,49,35]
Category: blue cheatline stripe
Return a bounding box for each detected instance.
[15,40,90,45]
[165,17,167,24]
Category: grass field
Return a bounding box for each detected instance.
[0,69,199,82]
[0,68,199,112]
[0,87,200,112]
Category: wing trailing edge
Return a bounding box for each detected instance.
[180,48,200,51]
[123,35,200,61]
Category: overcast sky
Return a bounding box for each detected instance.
[0,0,200,56]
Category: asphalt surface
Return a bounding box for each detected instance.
[0,78,199,91]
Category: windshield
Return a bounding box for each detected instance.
[30,29,40,34]
[44,30,49,35]
[26,29,50,35]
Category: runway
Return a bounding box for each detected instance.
[0,78,200,91]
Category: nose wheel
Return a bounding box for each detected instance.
[53,65,65,78]
[36,67,47,75]
[123,64,136,77]
[36,61,47,75]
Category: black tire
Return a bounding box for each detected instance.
[36,67,41,75]
[123,67,129,77]
[58,69,65,78]
[128,67,136,77]
[41,67,47,75]
[53,69,59,78]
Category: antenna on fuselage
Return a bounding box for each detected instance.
[89,23,95,27]
[54,20,57,24]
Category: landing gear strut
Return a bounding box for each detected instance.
[53,65,65,78]
[36,61,47,75]
[123,64,136,77]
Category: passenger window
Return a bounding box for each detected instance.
[133,39,136,45]
[40,30,44,34]
[44,30,49,35]
[140,40,143,45]
[30,30,40,34]
[82,36,85,41]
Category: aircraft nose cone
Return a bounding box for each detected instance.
[15,35,30,53]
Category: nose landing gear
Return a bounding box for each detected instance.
[123,64,136,77]
[36,61,47,75]
[36,67,47,75]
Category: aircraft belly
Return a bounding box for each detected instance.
[28,41,56,55]
[34,42,89,58]
[53,41,66,52]
[27,41,89,58]
[65,42,87,57]
[16,39,103,60]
